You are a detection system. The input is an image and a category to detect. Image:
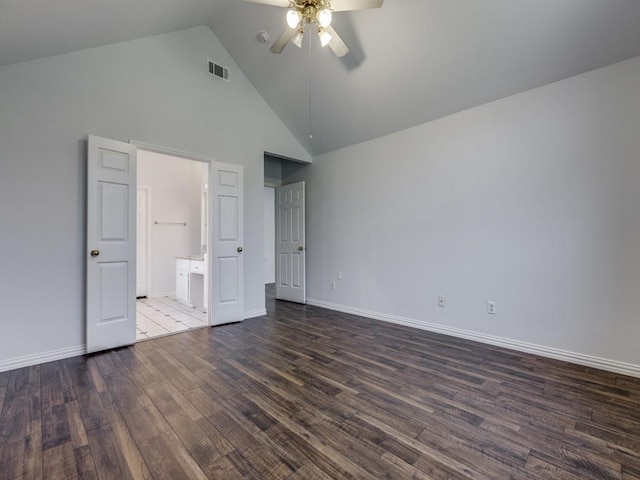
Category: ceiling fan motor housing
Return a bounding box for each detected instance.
[291,0,332,25]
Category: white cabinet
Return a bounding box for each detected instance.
[175,257,207,310]
[175,259,190,305]
[191,260,205,274]
[189,260,205,309]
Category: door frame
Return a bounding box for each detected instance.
[131,140,214,324]
[264,185,276,284]
[136,186,152,298]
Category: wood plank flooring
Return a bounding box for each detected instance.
[2,289,640,479]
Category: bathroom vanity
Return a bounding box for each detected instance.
[175,255,207,310]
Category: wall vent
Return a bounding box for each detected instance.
[208,60,230,82]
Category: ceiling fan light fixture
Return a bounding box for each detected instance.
[317,9,332,28]
[318,27,332,47]
[292,29,304,48]
[243,0,383,57]
[286,9,302,29]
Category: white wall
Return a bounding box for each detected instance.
[264,187,275,284]
[0,26,310,369]
[138,150,202,296]
[286,55,640,373]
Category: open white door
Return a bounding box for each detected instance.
[86,135,137,353]
[211,161,244,325]
[276,181,306,303]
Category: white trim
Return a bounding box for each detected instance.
[244,308,267,319]
[137,186,152,298]
[0,345,86,373]
[131,140,215,164]
[306,298,640,379]
[264,151,312,165]
[206,164,213,324]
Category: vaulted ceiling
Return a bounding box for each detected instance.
[2,0,640,156]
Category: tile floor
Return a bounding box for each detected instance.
[136,296,208,341]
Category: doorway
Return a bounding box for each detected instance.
[135,149,210,341]
[87,135,245,353]
[264,154,309,310]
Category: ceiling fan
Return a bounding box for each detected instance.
[243,0,383,57]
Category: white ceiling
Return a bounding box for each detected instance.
[2,0,640,156]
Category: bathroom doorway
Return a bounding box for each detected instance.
[135,149,210,341]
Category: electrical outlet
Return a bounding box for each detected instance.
[487,301,496,314]
[331,281,336,291]
[438,295,446,308]
[337,271,343,280]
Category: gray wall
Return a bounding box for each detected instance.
[286,55,640,373]
[264,186,276,284]
[0,26,309,368]
[264,154,283,186]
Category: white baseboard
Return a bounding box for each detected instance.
[0,345,86,373]
[0,307,266,372]
[306,298,640,379]
[147,291,176,298]
[244,308,267,320]
[5,303,637,379]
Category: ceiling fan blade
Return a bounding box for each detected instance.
[325,26,349,57]
[330,0,383,12]
[242,0,290,7]
[270,28,298,54]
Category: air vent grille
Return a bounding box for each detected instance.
[208,60,230,82]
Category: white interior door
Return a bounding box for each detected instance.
[276,181,306,303]
[136,187,149,298]
[211,161,244,325]
[86,135,137,353]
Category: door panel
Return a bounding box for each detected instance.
[279,254,288,286]
[219,196,238,240]
[218,257,239,302]
[211,162,244,325]
[279,209,289,241]
[291,208,301,241]
[87,135,137,353]
[276,181,306,303]
[291,254,301,287]
[99,182,129,240]
[100,262,129,321]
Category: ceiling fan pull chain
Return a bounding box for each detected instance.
[308,33,313,139]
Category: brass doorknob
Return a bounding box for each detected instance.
[298,246,304,251]
[237,247,243,253]
[90,250,100,257]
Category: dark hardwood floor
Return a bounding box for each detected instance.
[2,287,640,479]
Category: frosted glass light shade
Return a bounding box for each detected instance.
[318,28,332,47]
[292,30,304,48]
[287,9,302,28]
[317,9,332,28]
